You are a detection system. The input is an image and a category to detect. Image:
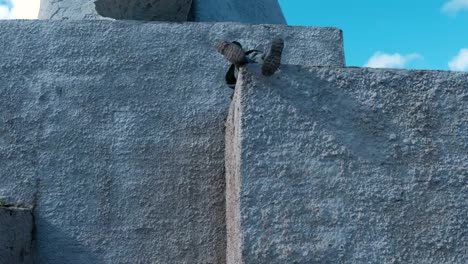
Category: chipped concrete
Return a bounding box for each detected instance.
[226,65,468,263]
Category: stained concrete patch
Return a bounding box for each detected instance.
[0,21,344,263]
[226,65,468,263]
[0,207,33,264]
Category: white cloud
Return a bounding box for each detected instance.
[0,0,40,19]
[442,0,468,14]
[448,49,468,71]
[365,52,422,69]
[0,5,10,19]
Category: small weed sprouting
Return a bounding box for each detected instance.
[0,200,15,208]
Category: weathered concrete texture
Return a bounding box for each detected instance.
[225,87,243,264]
[0,20,344,264]
[95,0,193,22]
[227,66,468,263]
[39,0,286,24]
[0,207,33,264]
[188,0,285,24]
[39,0,192,20]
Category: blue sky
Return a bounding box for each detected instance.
[1,0,467,71]
[279,0,468,70]
[0,0,40,19]
[0,0,11,7]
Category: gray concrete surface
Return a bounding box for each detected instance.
[0,20,344,263]
[188,0,285,24]
[95,0,193,22]
[226,65,468,263]
[39,0,192,20]
[39,0,286,24]
[225,79,243,264]
[0,207,33,264]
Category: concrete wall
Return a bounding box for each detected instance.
[94,0,193,22]
[226,65,468,263]
[39,0,191,20]
[0,207,33,264]
[0,20,344,263]
[188,0,285,24]
[38,0,286,24]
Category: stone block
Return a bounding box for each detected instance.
[0,207,33,264]
[39,0,286,24]
[95,0,193,22]
[226,65,468,263]
[189,0,285,24]
[0,21,344,263]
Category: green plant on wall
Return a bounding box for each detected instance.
[0,200,14,208]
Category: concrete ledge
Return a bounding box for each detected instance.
[226,65,468,263]
[0,21,344,263]
[0,207,33,264]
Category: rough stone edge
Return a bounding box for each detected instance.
[226,68,262,264]
[225,71,247,264]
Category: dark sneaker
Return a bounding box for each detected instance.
[261,37,284,76]
[216,40,248,66]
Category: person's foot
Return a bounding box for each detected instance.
[215,40,248,66]
[261,37,284,76]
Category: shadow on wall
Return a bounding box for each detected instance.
[34,218,102,264]
[94,0,193,21]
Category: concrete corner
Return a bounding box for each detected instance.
[0,207,33,264]
[226,66,468,263]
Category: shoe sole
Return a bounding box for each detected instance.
[216,41,248,66]
[262,38,284,76]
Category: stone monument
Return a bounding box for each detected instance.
[38,0,286,23]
